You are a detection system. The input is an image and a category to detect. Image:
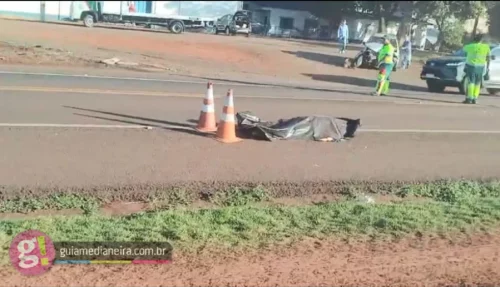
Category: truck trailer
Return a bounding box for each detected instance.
[69,1,243,34]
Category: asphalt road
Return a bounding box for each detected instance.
[1,70,500,188]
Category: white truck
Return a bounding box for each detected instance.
[69,1,243,34]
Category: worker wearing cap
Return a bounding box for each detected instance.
[371,36,395,96]
[462,34,491,104]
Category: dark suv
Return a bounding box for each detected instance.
[420,46,495,94]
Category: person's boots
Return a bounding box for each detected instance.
[381,81,390,96]
[471,98,477,104]
[463,98,472,104]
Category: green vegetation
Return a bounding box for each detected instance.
[0,186,271,214]
[396,181,500,203]
[0,193,100,214]
[211,186,269,207]
[0,194,499,255]
[1,181,499,213]
[0,181,500,265]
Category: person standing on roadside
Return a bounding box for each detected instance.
[337,20,349,54]
[401,35,412,69]
[371,36,395,96]
[462,33,491,104]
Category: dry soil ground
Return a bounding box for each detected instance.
[2,233,500,287]
[1,18,499,287]
[0,18,425,89]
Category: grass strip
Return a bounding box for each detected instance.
[1,181,499,213]
[1,196,500,263]
[0,193,100,214]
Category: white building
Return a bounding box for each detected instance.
[243,1,320,37]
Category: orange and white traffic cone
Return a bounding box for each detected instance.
[215,89,242,143]
[195,82,217,133]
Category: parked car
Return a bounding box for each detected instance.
[483,47,500,95]
[351,33,400,71]
[214,10,251,37]
[420,45,500,95]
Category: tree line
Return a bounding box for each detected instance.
[307,1,497,51]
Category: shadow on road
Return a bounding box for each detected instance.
[302,73,468,105]
[64,106,210,137]
[175,74,470,105]
[282,50,347,67]
[173,75,369,96]
[303,73,428,93]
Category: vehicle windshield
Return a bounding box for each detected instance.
[368,36,385,44]
[367,36,398,49]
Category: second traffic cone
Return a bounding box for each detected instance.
[195,82,217,133]
[215,89,242,143]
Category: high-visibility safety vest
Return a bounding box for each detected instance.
[463,43,491,66]
[378,43,395,65]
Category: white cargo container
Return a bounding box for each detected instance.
[70,1,243,34]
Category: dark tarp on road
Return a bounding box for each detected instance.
[236,111,361,142]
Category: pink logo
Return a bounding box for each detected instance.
[9,230,55,276]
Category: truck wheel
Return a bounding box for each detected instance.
[169,21,184,34]
[83,14,95,28]
[426,80,445,93]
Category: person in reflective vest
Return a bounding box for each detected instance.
[371,36,395,96]
[462,34,491,104]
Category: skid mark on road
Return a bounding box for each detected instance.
[0,86,486,107]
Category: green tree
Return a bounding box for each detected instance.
[440,21,466,51]
[458,1,495,38]
[412,1,497,51]
[307,1,358,24]
[357,1,400,33]
[488,3,500,40]
[396,1,414,48]
[413,1,468,51]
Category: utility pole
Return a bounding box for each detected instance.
[40,1,46,22]
[120,1,123,20]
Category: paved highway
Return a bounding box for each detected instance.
[1,70,500,188]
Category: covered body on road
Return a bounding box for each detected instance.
[236,111,361,142]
